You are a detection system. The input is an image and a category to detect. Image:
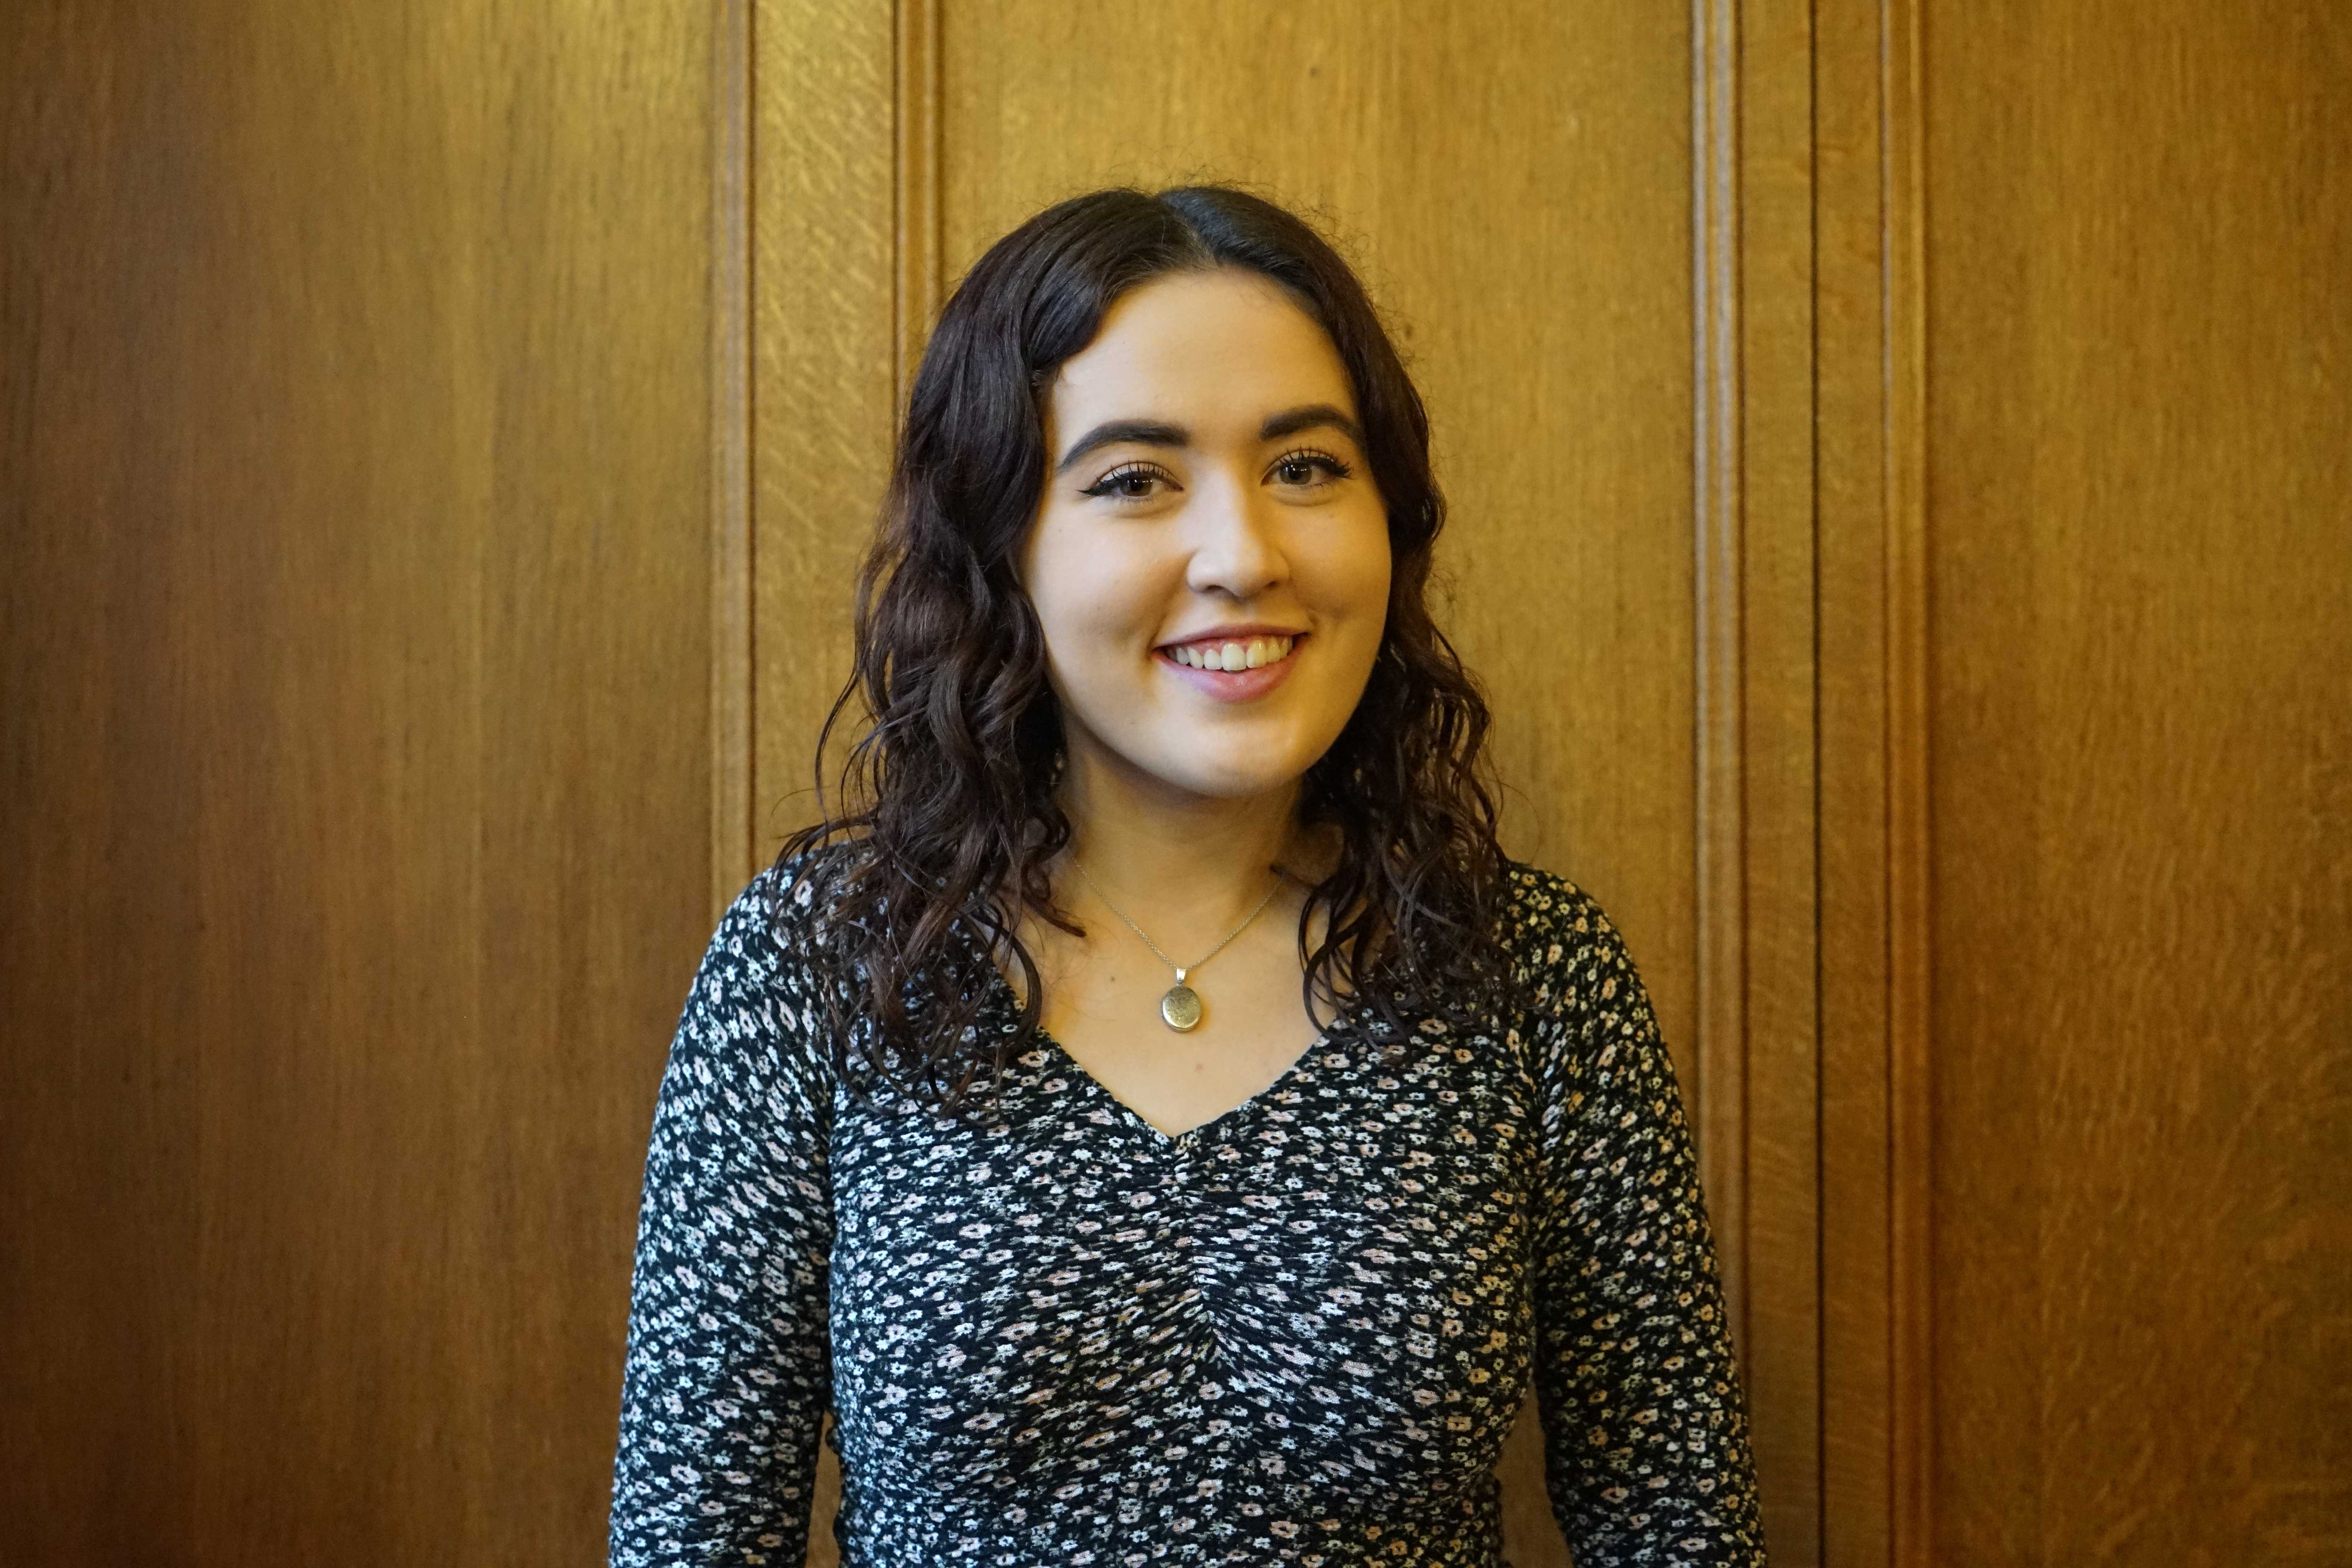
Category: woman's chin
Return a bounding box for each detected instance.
[1065,704,1343,804]
[1134,749,1324,804]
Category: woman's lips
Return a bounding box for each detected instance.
[1155,636,1304,703]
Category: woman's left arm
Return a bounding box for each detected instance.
[1520,881,1768,1565]
[608,874,837,1566]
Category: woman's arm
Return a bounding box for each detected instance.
[1521,877,1767,1565]
[609,871,836,1567]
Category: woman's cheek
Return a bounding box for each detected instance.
[1306,528,1390,652]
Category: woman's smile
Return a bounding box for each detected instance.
[1155,629,1306,702]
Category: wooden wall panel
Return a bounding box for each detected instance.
[750,0,901,881]
[714,0,757,915]
[1731,1,1827,1560]
[1813,1,1902,1560]
[1693,0,1751,1354]
[1811,4,1940,1562]
[1921,2,2352,1561]
[0,5,716,1562]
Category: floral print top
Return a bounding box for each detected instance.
[608,847,1766,1566]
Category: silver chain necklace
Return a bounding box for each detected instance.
[1071,857,1284,1032]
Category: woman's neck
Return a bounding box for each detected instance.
[1048,744,1327,932]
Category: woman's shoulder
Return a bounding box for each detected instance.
[1489,856,1660,1058]
[669,841,882,1103]
[1493,856,1631,972]
[715,837,869,944]
[691,837,878,1015]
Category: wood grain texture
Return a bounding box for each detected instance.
[1922,1,2352,1561]
[753,0,899,881]
[0,3,715,1563]
[715,0,758,915]
[893,0,942,402]
[1692,0,1751,1345]
[1736,1,1827,1561]
[1882,2,1935,1562]
[1813,1,1899,1562]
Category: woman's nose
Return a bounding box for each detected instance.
[1183,474,1288,599]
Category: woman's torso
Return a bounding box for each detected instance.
[823,971,1542,1565]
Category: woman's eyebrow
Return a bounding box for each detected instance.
[1055,419,1189,475]
[1053,406,1365,476]
[1259,404,1365,448]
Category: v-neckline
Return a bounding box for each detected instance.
[985,960,1363,1148]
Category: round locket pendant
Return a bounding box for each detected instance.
[1159,983,1203,1032]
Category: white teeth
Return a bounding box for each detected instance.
[1168,634,1294,671]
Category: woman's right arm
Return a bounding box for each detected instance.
[609,870,837,1567]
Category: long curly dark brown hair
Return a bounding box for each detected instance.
[775,185,1521,1111]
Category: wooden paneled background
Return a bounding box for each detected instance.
[1920,3,2352,1558]
[4,3,2346,1565]
[1,5,719,1563]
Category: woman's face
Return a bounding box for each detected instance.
[1020,268,1393,808]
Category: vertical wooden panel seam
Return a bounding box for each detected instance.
[1879,0,1934,1558]
[1808,3,1831,1551]
[1692,0,1751,1352]
[1814,1,1899,1557]
[1731,3,1832,1552]
[712,0,755,919]
[894,0,942,407]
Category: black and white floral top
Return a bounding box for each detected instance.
[608,847,1766,1566]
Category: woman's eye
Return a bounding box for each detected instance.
[1270,449,1353,488]
[1080,464,1173,502]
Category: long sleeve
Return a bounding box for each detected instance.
[1520,879,1767,1565]
[610,869,838,1567]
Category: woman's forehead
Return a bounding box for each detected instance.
[1043,270,1358,444]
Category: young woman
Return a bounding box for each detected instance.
[609,187,1766,1567]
